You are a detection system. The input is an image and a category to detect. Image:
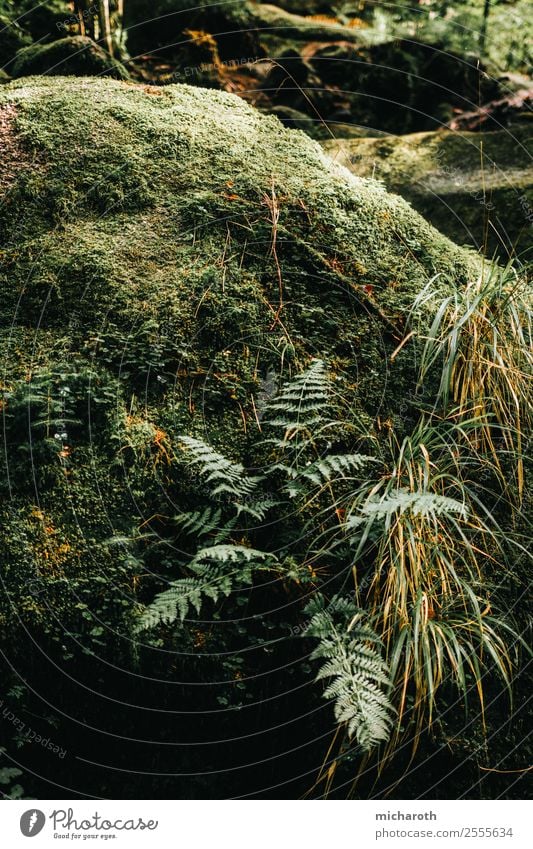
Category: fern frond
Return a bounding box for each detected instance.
[349,489,468,526]
[172,506,223,538]
[135,546,276,631]
[297,454,377,487]
[189,544,272,567]
[234,497,283,521]
[180,436,260,499]
[305,595,395,752]
[262,359,330,432]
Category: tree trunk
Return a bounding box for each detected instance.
[98,0,114,57]
[74,1,96,40]
[479,0,491,54]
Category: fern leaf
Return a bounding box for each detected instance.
[298,454,377,487]
[172,506,223,538]
[135,546,277,631]
[305,595,395,752]
[354,489,468,522]
[180,436,260,500]
[262,360,330,431]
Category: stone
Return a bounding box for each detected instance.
[322,126,533,259]
[11,35,130,80]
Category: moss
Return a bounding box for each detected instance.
[0,76,488,616]
[11,35,130,80]
[16,0,73,42]
[250,3,372,45]
[0,13,32,69]
[0,75,481,346]
[1,77,527,799]
[323,126,533,259]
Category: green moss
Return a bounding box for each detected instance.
[0,75,481,362]
[0,78,529,800]
[0,13,31,69]
[323,127,533,259]
[251,3,372,44]
[0,76,488,619]
[11,35,130,80]
[16,0,73,42]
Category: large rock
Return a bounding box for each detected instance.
[16,0,73,42]
[0,13,31,70]
[11,35,130,79]
[0,2,79,73]
[0,76,480,354]
[323,127,533,259]
[124,1,370,62]
[251,4,372,46]
[0,73,513,800]
[0,74,485,507]
[304,39,501,133]
[0,74,483,608]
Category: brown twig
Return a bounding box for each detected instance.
[262,179,285,329]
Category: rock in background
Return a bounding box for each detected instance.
[323,126,533,260]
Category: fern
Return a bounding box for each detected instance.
[349,489,468,525]
[263,359,330,435]
[305,595,395,751]
[172,505,238,545]
[172,506,223,539]
[180,436,260,499]
[233,497,283,522]
[136,545,276,630]
[296,454,377,487]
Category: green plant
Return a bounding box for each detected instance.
[133,430,281,631]
[0,749,23,799]
[134,361,523,766]
[411,265,533,500]
[344,419,521,749]
[135,543,276,629]
[305,595,395,752]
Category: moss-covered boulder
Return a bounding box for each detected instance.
[0,74,485,429]
[0,74,485,465]
[0,73,518,799]
[0,74,484,582]
[0,13,32,70]
[11,35,130,80]
[0,75,481,349]
[323,127,533,259]
[304,40,501,133]
[273,0,333,11]
[250,3,371,47]
[124,1,369,62]
[16,0,73,42]
[0,79,485,601]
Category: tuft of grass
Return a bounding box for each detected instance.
[345,419,521,750]
[411,264,533,501]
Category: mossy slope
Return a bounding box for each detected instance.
[0,75,484,624]
[11,35,130,79]
[323,127,533,258]
[0,74,516,799]
[0,76,484,436]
